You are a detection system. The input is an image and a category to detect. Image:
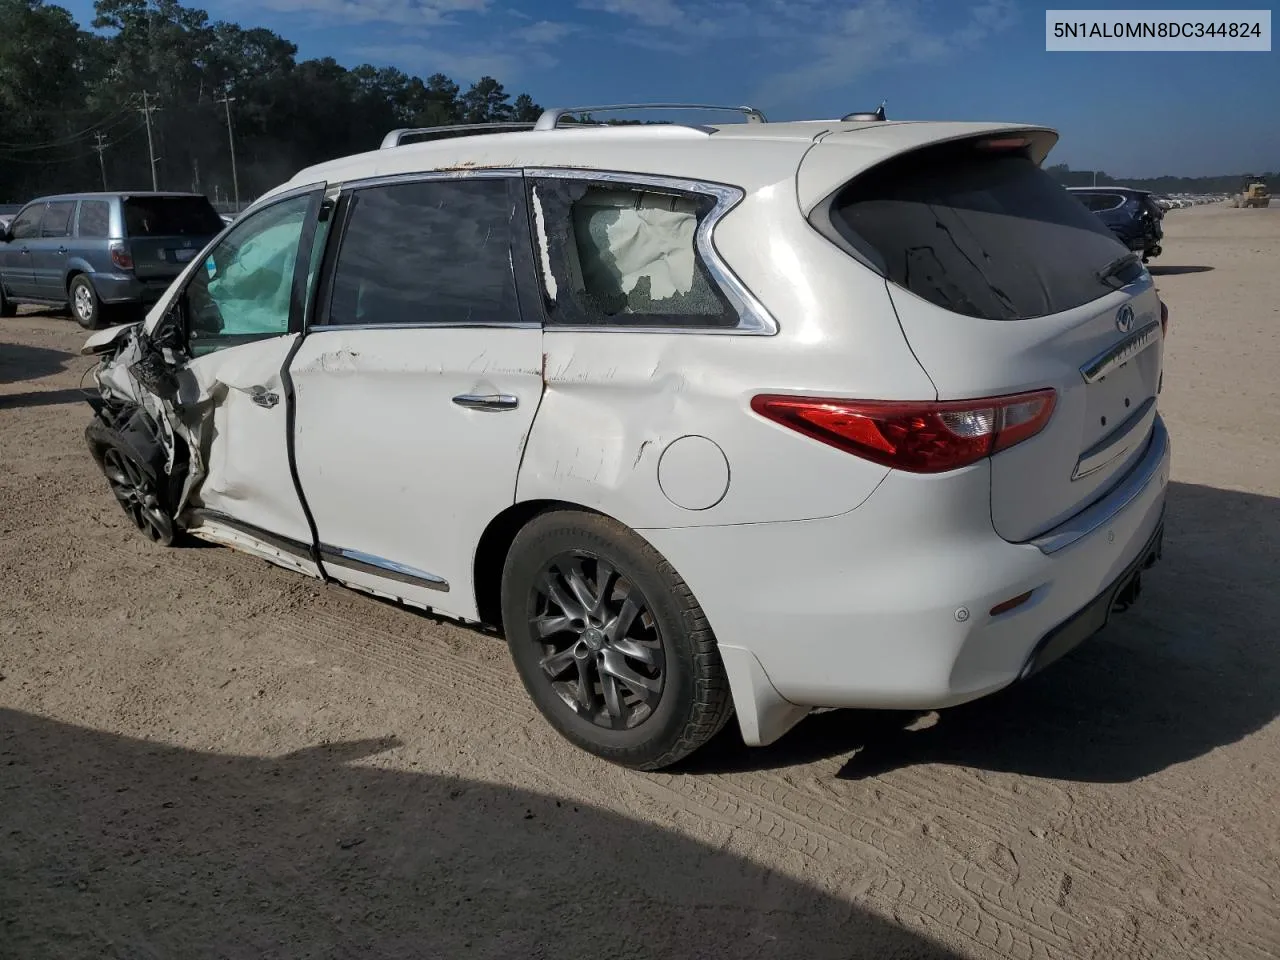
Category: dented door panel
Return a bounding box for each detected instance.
[289,327,543,619]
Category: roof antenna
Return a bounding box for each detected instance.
[842,99,888,122]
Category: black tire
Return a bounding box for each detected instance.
[86,419,179,547]
[69,274,105,330]
[0,283,15,318]
[500,509,734,770]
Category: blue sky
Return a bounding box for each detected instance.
[57,0,1278,176]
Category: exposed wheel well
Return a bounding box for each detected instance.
[472,499,604,632]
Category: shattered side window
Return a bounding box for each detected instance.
[532,179,738,329]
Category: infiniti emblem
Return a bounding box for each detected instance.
[1115,304,1135,333]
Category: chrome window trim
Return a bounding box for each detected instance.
[315,321,539,332]
[525,167,779,336]
[339,168,520,190]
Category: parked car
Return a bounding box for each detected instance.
[0,191,225,327]
[80,106,1170,770]
[1066,187,1165,262]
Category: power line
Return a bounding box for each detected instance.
[0,100,139,151]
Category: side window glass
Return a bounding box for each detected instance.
[42,201,75,238]
[324,177,520,327]
[77,201,111,238]
[183,192,313,355]
[531,178,739,329]
[11,205,43,240]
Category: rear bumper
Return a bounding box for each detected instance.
[89,272,177,306]
[642,415,1171,740]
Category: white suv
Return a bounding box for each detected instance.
[82,105,1170,770]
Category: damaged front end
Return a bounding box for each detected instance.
[81,315,205,546]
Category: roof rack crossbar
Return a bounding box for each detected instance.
[380,123,535,149]
[533,103,767,132]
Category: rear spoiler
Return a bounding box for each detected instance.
[796,123,1058,216]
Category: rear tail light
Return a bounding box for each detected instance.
[109,241,133,270]
[751,389,1057,474]
[1159,298,1168,335]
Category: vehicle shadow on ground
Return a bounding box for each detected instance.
[1148,265,1214,276]
[0,343,73,385]
[0,710,959,960]
[0,387,90,410]
[682,481,1280,784]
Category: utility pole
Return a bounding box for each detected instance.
[215,90,240,211]
[139,91,161,190]
[92,132,110,190]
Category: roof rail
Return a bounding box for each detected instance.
[380,123,535,149]
[533,103,767,132]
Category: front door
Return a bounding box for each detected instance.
[0,202,43,297]
[165,187,328,571]
[289,173,544,619]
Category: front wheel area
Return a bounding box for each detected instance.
[85,410,183,547]
[500,510,734,770]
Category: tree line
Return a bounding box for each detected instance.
[1045,164,1277,195]
[0,0,545,205]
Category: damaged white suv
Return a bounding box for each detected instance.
[83,105,1170,770]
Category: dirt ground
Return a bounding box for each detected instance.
[2,203,1279,960]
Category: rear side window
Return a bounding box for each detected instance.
[123,196,224,237]
[41,201,76,238]
[78,200,111,238]
[1076,193,1125,212]
[829,141,1133,321]
[531,178,737,328]
[324,177,521,327]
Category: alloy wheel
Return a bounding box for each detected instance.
[101,447,174,544]
[73,283,95,324]
[529,552,665,730]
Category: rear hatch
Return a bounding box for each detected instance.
[812,132,1165,542]
[122,195,224,280]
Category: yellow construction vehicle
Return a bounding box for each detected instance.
[1231,176,1271,208]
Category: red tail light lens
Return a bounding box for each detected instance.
[1159,298,1168,335]
[751,390,1057,473]
[109,241,133,270]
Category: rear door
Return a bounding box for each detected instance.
[31,199,77,298]
[122,195,224,282]
[289,173,544,618]
[0,203,43,296]
[821,135,1164,542]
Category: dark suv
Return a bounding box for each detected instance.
[0,192,224,328]
[1066,187,1165,262]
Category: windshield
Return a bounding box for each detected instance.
[123,197,224,237]
[829,141,1134,321]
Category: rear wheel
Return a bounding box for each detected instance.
[69,275,104,330]
[500,510,733,770]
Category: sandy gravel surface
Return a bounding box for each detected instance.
[2,203,1278,960]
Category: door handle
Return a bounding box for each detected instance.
[250,386,280,409]
[452,393,518,411]
[56,247,68,255]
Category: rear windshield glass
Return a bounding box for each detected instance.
[829,141,1136,321]
[123,196,224,237]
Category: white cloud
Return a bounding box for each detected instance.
[574,0,1019,105]
[512,20,581,44]
[254,0,488,28]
